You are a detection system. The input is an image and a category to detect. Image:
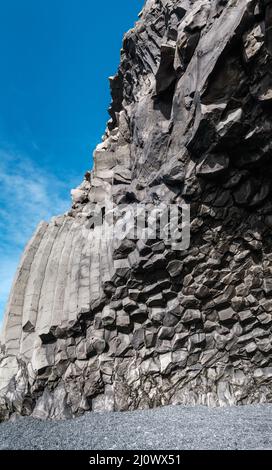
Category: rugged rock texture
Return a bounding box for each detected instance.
[1,0,272,420]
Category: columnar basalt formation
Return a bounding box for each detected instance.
[1,0,272,420]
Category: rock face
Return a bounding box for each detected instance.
[1,0,272,420]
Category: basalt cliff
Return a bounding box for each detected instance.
[1,0,272,420]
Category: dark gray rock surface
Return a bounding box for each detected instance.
[1,0,272,420]
[1,404,272,450]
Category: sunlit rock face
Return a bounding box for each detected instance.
[1,0,272,420]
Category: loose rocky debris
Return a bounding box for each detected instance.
[1,404,272,450]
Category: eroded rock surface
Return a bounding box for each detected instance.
[1,0,272,420]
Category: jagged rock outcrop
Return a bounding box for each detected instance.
[1,0,272,420]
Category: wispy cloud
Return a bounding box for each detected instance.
[0,147,81,322]
[0,255,19,328]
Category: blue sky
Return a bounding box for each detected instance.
[0,0,143,325]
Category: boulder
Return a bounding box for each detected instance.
[182,309,202,324]
[196,154,229,179]
[167,260,183,277]
[218,308,237,324]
